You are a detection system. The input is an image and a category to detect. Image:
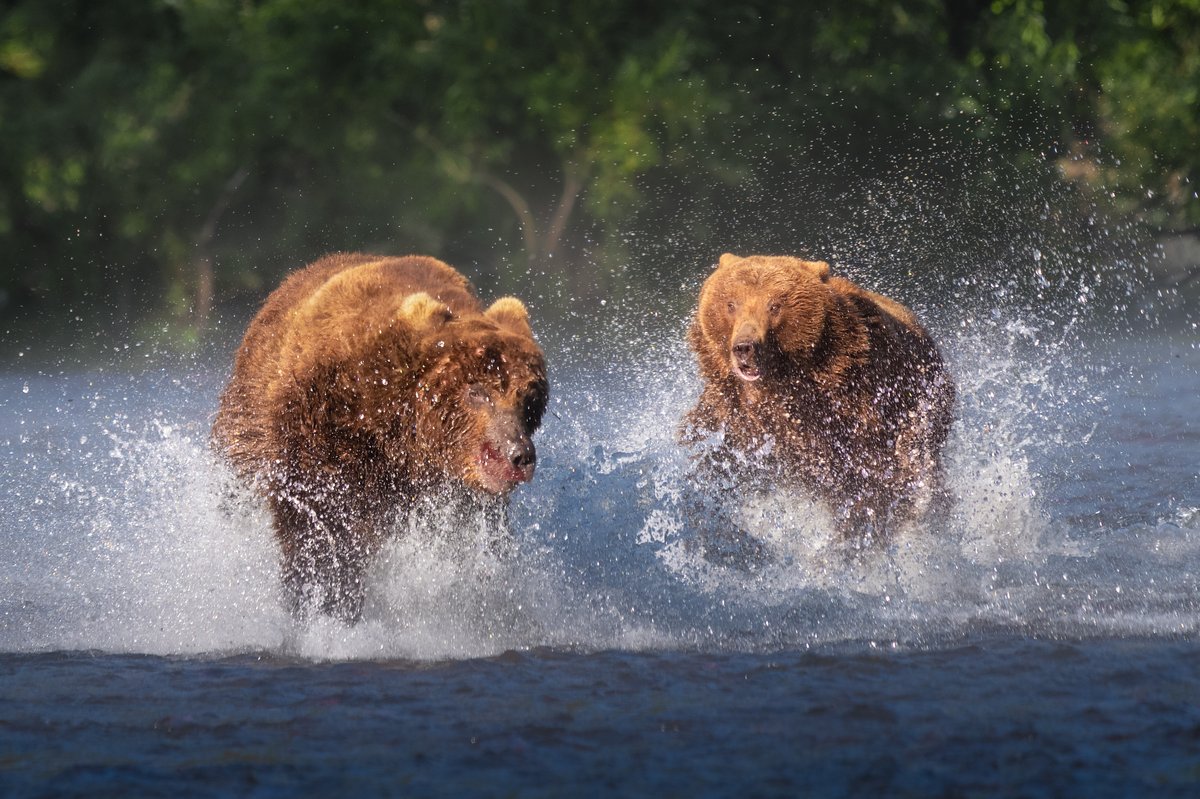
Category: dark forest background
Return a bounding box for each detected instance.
[2,0,1197,352]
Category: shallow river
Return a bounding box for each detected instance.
[1,279,1197,795]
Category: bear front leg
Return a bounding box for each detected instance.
[271,495,374,623]
[827,467,897,548]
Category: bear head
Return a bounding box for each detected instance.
[694,253,832,383]
[398,294,549,496]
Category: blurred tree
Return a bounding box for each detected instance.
[398,1,718,274]
[936,0,1200,229]
[0,0,1195,348]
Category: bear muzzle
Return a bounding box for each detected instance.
[729,318,767,382]
[478,438,536,493]
[476,411,537,494]
[730,339,762,382]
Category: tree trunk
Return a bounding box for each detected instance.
[405,122,589,271]
[191,164,249,332]
[479,170,542,263]
[541,162,587,265]
[479,160,587,270]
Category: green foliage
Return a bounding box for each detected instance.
[0,0,1195,344]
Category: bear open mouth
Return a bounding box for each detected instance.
[731,342,763,382]
[733,361,762,382]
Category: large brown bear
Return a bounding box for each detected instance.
[212,253,548,621]
[682,253,954,542]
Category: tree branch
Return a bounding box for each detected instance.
[477,170,542,263]
[542,158,589,264]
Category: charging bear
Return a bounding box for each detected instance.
[682,253,954,541]
[213,253,548,621]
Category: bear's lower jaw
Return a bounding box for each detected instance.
[733,363,761,382]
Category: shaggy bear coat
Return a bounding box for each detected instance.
[213,253,548,620]
[682,253,954,540]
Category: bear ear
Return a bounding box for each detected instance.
[718,253,742,269]
[793,259,831,282]
[399,292,453,329]
[485,296,534,338]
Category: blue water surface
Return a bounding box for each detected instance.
[3,638,1200,797]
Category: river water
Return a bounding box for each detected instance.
[1,263,1197,795]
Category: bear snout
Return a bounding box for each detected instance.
[731,339,762,381]
[477,437,536,493]
[507,438,537,471]
[498,435,537,481]
[477,406,538,493]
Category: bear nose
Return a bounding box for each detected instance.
[508,439,536,470]
[732,341,756,359]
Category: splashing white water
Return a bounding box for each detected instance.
[1,286,1196,659]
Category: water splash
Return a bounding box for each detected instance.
[2,176,1196,658]
[1,312,1195,660]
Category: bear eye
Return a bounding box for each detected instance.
[726,300,736,314]
[768,300,782,315]
[465,383,491,407]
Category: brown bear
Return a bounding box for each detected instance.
[212,253,548,621]
[682,253,955,543]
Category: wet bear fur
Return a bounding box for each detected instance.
[682,253,955,542]
[212,253,548,621]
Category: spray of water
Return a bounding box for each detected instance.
[2,147,1196,659]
